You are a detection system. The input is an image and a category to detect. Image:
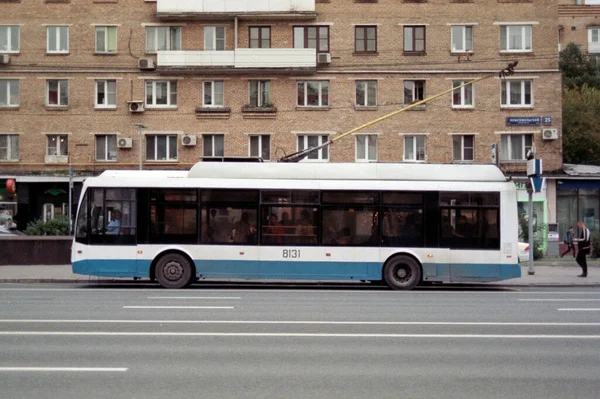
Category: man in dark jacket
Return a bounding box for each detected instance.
[575,220,591,277]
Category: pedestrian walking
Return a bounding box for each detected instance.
[574,220,591,277]
[560,226,576,258]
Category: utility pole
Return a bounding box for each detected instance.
[526,152,543,276]
[134,123,147,170]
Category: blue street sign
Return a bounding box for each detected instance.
[506,116,541,126]
[530,177,544,193]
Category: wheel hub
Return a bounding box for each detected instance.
[163,261,183,281]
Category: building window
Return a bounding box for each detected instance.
[403,26,425,53]
[145,26,181,53]
[146,135,178,161]
[204,26,225,51]
[0,26,20,52]
[404,80,425,105]
[249,26,270,48]
[355,80,377,107]
[500,25,532,52]
[249,135,270,160]
[0,79,19,107]
[47,80,68,106]
[452,135,474,162]
[404,135,426,161]
[95,26,117,54]
[249,80,271,107]
[95,134,117,162]
[293,26,329,53]
[297,81,329,107]
[451,25,473,52]
[0,134,19,161]
[47,134,68,156]
[203,81,224,107]
[501,134,532,161]
[95,80,117,108]
[47,26,68,53]
[203,134,224,157]
[297,134,329,161]
[145,81,177,107]
[356,135,377,162]
[501,80,532,107]
[452,80,474,108]
[355,26,377,53]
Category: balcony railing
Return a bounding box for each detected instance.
[589,41,600,54]
[157,0,315,15]
[157,48,316,70]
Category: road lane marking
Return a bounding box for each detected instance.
[558,308,600,312]
[1,332,600,339]
[0,367,127,372]
[1,320,600,326]
[147,297,241,300]
[123,306,234,309]
[520,299,600,302]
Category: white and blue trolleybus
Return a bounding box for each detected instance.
[72,162,521,289]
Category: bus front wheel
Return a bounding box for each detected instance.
[155,253,193,289]
[383,255,421,290]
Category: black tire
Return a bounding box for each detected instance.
[155,253,193,289]
[383,255,422,290]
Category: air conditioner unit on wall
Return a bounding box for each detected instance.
[542,128,559,140]
[0,54,10,64]
[127,101,145,113]
[181,134,197,146]
[138,58,155,70]
[117,137,133,149]
[317,53,331,64]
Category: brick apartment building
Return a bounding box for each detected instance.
[0,0,562,230]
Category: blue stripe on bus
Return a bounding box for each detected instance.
[73,260,521,282]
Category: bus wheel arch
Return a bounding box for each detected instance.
[382,254,422,290]
[151,250,196,289]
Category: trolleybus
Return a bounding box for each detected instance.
[71,162,521,289]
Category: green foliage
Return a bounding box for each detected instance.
[518,214,544,260]
[592,232,600,258]
[562,86,600,164]
[559,43,600,90]
[24,215,70,236]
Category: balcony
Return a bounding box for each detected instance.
[157,48,317,73]
[589,42,600,54]
[156,0,317,20]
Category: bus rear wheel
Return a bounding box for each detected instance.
[383,255,421,290]
[155,253,193,289]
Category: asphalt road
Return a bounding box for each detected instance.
[1,284,599,399]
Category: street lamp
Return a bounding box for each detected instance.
[134,123,147,171]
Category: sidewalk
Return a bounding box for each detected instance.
[0,258,599,287]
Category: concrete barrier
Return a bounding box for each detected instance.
[0,236,72,265]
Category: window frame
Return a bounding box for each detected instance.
[0,79,19,107]
[95,80,117,109]
[95,26,118,54]
[500,134,533,161]
[203,80,225,107]
[145,26,181,53]
[297,80,329,107]
[46,79,69,107]
[355,134,378,162]
[403,25,426,53]
[355,26,377,54]
[46,26,69,54]
[500,25,532,53]
[0,25,20,53]
[403,80,425,105]
[297,134,329,162]
[403,135,426,162]
[355,80,377,107]
[452,135,475,162]
[293,26,330,53]
[249,26,271,49]
[452,80,474,108]
[46,134,69,156]
[249,135,271,160]
[204,26,226,51]
[501,79,533,108]
[203,134,225,158]
[95,134,117,162]
[0,134,19,161]
[145,80,178,108]
[451,25,473,53]
[145,134,178,162]
[248,80,271,107]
